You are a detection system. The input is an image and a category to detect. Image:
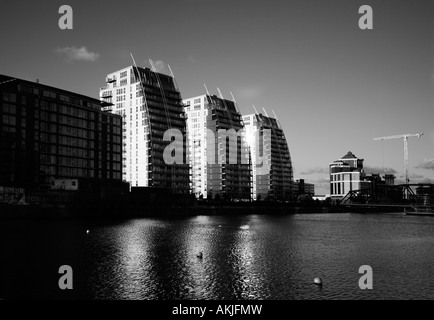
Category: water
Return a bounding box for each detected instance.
[1,213,434,300]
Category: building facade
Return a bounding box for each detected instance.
[243,113,293,201]
[183,94,251,200]
[416,184,434,206]
[329,151,369,200]
[293,179,315,196]
[0,74,123,190]
[100,66,190,193]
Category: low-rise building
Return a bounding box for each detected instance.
[329,151,370,200]
[293,179,315,196]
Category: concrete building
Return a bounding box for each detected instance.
[243,113,293,201]
[293,179,315,196]
[100,65,190,193]
[329,151,369,200]
[416,184,434,206]
[0,74,123,191]
[183,94,251,200]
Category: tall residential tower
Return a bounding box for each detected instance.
[243,113,293,201]
[100,65,190,193]
[183,94,252,200]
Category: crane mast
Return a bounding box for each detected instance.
[373,133,423,191]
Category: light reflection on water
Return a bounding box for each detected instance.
[2,213,434,299]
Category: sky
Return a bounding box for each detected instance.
[1,0,433,194]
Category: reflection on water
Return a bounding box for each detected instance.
[1,213,434,299]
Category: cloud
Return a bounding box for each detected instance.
[310,178,330,185]
[55,46,100,62]
[300,167,328,175]
[398,173,425,179]
[236,86,264,100]
[416,159,434,170]
[363,166,397,174]
[153,60,170,75]
[188,55,199,63]
[396,174,434,184]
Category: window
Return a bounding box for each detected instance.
[2,103,16,114]
[2,92,17,103]
[2,115,16,126]
[42,91,56,99]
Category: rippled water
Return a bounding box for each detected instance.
[1,213,434,299]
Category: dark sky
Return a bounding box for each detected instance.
[1,0,433,193]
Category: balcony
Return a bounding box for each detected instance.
[106,76,117,83]
[101,106,113,112]
[101,101,114,107]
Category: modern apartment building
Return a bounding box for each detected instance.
[183,94,251,200]
[0,74,123,190]
[243,113,293,201]
[100,65,190,193]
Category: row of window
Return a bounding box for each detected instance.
[1,102,19,114]
[2,114,16,126]
[40,165,95,178]
[2,92,17,103]
[40,155,95,167]
[116,88,126,95]
[331,173,360,182]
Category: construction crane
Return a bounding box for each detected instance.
[373,133,423,186]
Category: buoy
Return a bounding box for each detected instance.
[314,277,322,285]
[86,230,90,234]
[197,251,203,258]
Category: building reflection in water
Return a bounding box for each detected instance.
[179,215,271,299]
[117,220,158,299]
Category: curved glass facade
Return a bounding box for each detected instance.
[243,113,294,201]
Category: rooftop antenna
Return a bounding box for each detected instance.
[230,91,241,113]
[167,64,175,78]
[216,87,235,128]
[149,58,157,72]
[149,58,170,125]
[216,87,224,99]
[167,64,180,92]
[130,53,147,82]
[203,83,212,104]
[204,83,211,97]
[262,107,269,118]
[252,105,259,114]
[129,52,152,146]
[272,110,282,128]
[130,53,137,67]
